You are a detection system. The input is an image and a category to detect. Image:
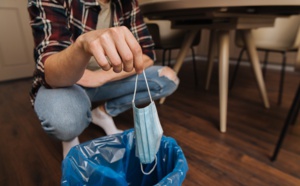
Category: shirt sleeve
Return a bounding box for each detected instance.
[28,0,72,87]
[129,0,156,62]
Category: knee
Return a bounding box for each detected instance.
[158,66,179,86]
[37,103,92,141]
[34,85,92,141]
[46,112,91,141]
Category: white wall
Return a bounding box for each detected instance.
[0,0,35,81]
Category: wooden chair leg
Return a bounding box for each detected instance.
[241,30,270,108]
[271,83,300,161]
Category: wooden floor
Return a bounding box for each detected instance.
[0,61,299,186]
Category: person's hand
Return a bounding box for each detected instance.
[77,54,154,88]
[77,26,144,74]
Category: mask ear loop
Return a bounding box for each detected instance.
[132,70,153,104]
[140,155,157,175]
[132,70,157,175]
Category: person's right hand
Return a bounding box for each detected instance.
[77,26,144,74]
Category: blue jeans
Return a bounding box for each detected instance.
[34,66,178,141]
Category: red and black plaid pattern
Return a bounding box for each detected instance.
[27,0,155,106]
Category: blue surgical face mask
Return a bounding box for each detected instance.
[132,71,163,175]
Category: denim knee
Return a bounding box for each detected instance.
[34,85,92,141]
[104,66,179,116]
[149,66,179,99]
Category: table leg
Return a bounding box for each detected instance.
[205,30,217,90]
[218,30,230,133]
[241,30,270,108]
[159,29,199,104]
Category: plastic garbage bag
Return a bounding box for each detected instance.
[61,129,188,186]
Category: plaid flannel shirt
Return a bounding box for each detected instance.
[27,0,155,106]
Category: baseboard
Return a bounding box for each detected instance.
[157,55,295,72]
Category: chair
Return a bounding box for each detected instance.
[145,20,201,86]
[230,15,300,105]
[271,82,300,161]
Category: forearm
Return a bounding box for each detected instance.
[44,40,90,88]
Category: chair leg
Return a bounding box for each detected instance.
[229,47,245,90]
[291,93,300,125]
[242,30,270,108]
[168,49,172,67]
[162,49,167,66]
[205,30,217,90]
[277,51,287,105]
[271,83,300,161]
[191,47,198,86]
[262,51,269,78]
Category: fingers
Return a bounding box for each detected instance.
[123,27,143,74]
[89,42,111,71]
[89,27,144,73]
[113,29,134,72]
[100,32,123,73]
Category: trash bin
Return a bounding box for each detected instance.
[61,129,188,186]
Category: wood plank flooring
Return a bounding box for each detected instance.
[0,61,299,185]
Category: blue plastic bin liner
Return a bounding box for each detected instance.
[61,129,188,186]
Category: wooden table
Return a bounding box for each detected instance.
[140,0,300,132]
